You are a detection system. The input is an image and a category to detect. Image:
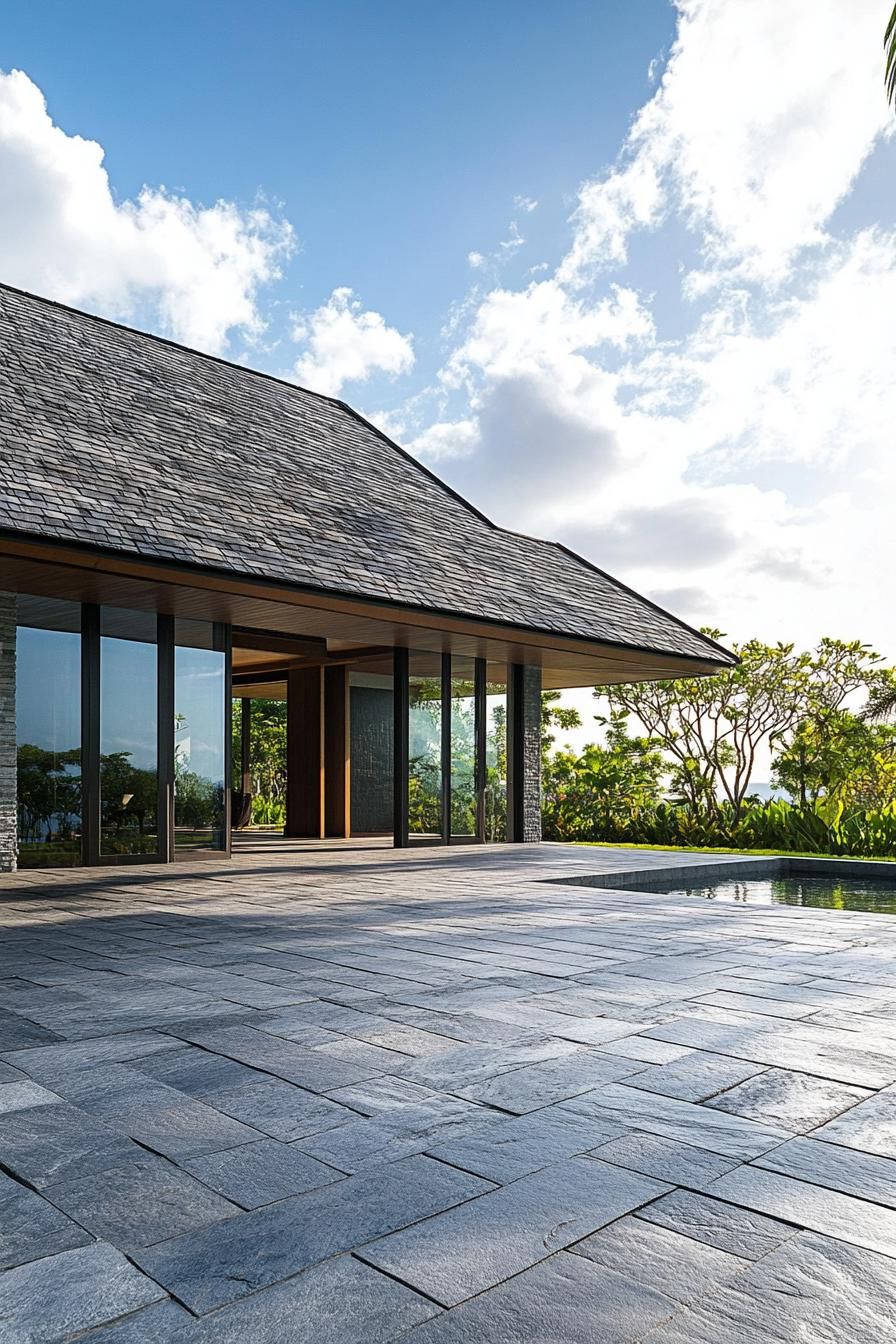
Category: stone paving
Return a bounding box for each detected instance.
[2,840,896,1340]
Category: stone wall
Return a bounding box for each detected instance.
[518,664,542,842]
[0,594,15,872]
[508,663,542,843]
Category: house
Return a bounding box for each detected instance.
[0,283,734,870]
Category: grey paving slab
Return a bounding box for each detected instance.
[0,1242,166,1340]
[812,1083,896,1157]
[0,1172,93,1270]
[40,1063,263,1160]
[705,1163,896,1258]
[635,1188,800,1259]
[134,1154,492,1314]
[644,1017,896,1088]
[754,1134,896,1207]
[206,1078,358,1141]
[706,1066,870,1132]
[358,1156,668,1307]
[394,1038,581,1091]
[0,1079,60,1113]
[571,1213,749,1305]
[625,1052,767,1102]
[10,842,896,1341]
[324,1075,439,1114]
[168,1023,381,1092]
[594,1036,693,1065]
[133,1046,269,1097]
[396,1250,678,1343]
[165,1254,439,1343]
[592,1131,741,1189]
[642,1231,896,1344]
[0,1010,61,1051]
[80,1300,193,1342]
[296,1096,501,1172]
[46,1156,239,1251]
[79,1300,193,1343]
[560,1082,789,1159]
[454,1050,636,1113]
[183,1138,343,1208]
[0,1100,143,1188]
[693,989,819,1020]
[427,1107,622,1183]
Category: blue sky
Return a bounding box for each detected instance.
[2,0,896,759]
[3,0,678,382]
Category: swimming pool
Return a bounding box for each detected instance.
[627,874,896,915]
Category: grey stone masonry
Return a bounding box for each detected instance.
[509,664,542,843]
[520,665,542,843]
[0,593,14,872]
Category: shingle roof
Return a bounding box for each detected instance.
[0,284,734,666]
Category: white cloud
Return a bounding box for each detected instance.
[401,0,896,669]
[514,195,539,213]
[559,0,891,285]
[0,69,292,352]
[291,287,414,397]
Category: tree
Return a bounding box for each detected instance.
[541,690,582,757]
[887,3,896,108]
[232,698,288,824]
[543,710,665,840]
[772,710,896,809]
[603,635,894,822]
[603,635,809,821]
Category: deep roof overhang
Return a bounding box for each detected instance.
[0,529,734,689]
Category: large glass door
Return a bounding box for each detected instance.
[174,620,228,853]
[398,651,507,846]
[99,608,160,858]
[407,652,444,842]
[15,598,82,868]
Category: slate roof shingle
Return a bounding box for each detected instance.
[0,284,733,666]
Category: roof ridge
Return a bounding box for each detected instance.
[0,279,735,668]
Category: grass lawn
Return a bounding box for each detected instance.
[569,840,896,863]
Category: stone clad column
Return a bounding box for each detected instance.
[0,593,16,872]
[507,663,542,843]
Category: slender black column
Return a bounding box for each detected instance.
[440,652,451,844]
[392,648,409,848]
[474,657,486,842]
[80,604,100,866]
[157,615,174,863]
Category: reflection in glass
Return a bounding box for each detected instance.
[16,598,82,867]
[408,654,443,839]
[450,657,477,838]
[175,621,226,850]
[100,609,158,855]
[485,666,508,841]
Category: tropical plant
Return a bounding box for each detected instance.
[887,3,896,108]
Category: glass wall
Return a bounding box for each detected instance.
[450,657,477,839]
[408,652,443,841]
[99,608,159,857]
[400,652,509,846]
[174,620,227,851]
[16,598,82,868]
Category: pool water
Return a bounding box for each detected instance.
[642,875,896,915]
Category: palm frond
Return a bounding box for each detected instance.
[886,2,896,108]
[862,684,896,722]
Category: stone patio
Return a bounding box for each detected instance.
[2,841,896,1341]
